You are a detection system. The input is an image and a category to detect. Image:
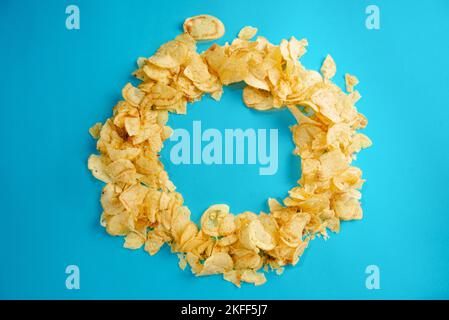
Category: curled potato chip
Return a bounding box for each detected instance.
[345,73,359,93]
[332,193,363,221]
[143,63,171,83]
[240,219,275,251]
[348,133,372,154]
[200,204,235,237]
[149,83,181,107]
[105,159,136,184]
[183,15,225,41]
[321,54,336,80]
[88,155,111,183]
[122,83,144,106]
[89,122,102,139]
[149,40,189,68]
[243,86,274,110]
[124,232,145,250]
[333,167,363,192]
[280,213,310,247]
[199,252,233,275]
[240,269,266,286]
[184,54,211,83]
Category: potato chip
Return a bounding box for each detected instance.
[345,73,359,93]
[240,219,275,251]
[122,83,144,106]
[124,232,145,250]
[88,155,111,183]
[89,122,102,139]
[243,86,274,110]
[238,26,258,40]
[321,54,336,80]
[183,15,225,41]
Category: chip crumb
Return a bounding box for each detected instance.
[89,122,102,139]
[275,268,284,276]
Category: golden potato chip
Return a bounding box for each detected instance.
[124,232,145,250]
[240,219,275,251]
[183,15,225,41]
[149,40,189,68]
[333,167,363,192]
[348,133,372,154]
[88,155,111,183]
[240,269,266,286]
[88,18,371,287]
[105,159,136,184]
[332,193,363,221]
[200,204,234,237]
[321,54,336,80]
[238,26,258,40]
[142,63,171,84]
[199,252,233,275]
[345,73,359,93]
[122,83,144,106]
[289,36,308,60]
[243,86,274,110]
[184,54,211,83]
[89,122,102,139]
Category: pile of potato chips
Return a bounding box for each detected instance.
[88,16,371,287]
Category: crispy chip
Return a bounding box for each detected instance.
[321,54,337,80]
[238,26,258,40]
[89,122,102,139]
[88,18,371,287]
[199,252,234,275]
[345,73,359,93]
[183,15,225,41]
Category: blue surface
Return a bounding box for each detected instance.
[1,0,449,299]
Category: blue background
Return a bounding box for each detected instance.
[1,0,448,299]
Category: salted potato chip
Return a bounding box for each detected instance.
[345,73,359,93]
[240,269,266,286]
[332,193,363,221]
[150,83,181,107]
[122,83,144,106]
[240,219,275,251]
[289,36,308,60]
[124,232,145,249]
[319,149,349,181]
[280,213,310,247]
[149,40,189,68]
[243,86,274,110]
[321,54,336,80]
[348,133,372,154]
[89,122,102,139]
[238,26,258,40]
[333,167,363,192]
[184,54,211,83]
[88,155,111,183]
[183,15,225,41]
[105,159,136,184]
[143,63,171,83]
[200,204,235,237]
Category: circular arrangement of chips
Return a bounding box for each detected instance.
[88,16,372,287]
